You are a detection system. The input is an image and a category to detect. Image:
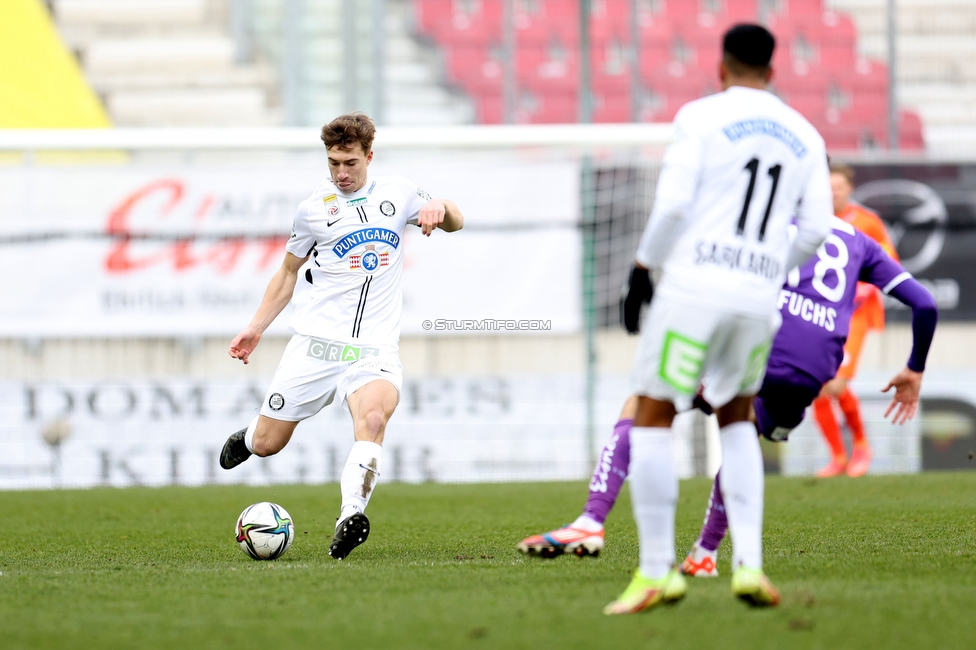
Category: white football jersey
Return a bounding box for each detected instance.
[286,175,429,346]
[636,86,832,318]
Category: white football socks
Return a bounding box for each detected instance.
[243,416,258,454]
[629,426,677,580]
[719,421,764,570]
[570,515,603,532]
[338,440,383,526]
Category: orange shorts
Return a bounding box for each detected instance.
[837,310,871,380]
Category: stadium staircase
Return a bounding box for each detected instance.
[50,0,473,127]
[51,0,281,126]
[414,0,924,150]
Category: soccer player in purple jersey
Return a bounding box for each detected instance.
[518,217,938,582]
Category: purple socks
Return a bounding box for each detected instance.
[698,470,728,552]
[578,417,730,555]
[581,418,633,525]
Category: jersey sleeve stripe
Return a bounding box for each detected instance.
[881,271,913,295]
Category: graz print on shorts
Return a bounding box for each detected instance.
[306,338,380,362]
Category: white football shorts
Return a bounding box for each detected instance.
[260,334,403,421]
[631,297,781,412]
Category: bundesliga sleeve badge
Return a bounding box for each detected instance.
[323,193,339,216]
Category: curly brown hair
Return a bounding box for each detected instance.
[320,113,376,153]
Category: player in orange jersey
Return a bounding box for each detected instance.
[814,163,899,477]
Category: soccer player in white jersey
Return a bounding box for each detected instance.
[603,25,832,614]
[219,113,464,560]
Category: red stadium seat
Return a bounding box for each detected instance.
[658,0,759,22]
[472,92,504,124]
[774,70,827,116]
[724,0,761,21]
[840,91,887,125]
[788,94,829,125]
[592,88,632,123]
[819,124,862,151]
[443,46,505,93]
[639,87,701,122]
[415,0,503,45]
[837,58,889,94]
[471,88,579,125]
[596,0,632,31]
[770,0,824,18]
[898,110,924,150]
[642,62,716,99]
[418,0,923,150]
[638,15,673,68]
[514,41,635,94]
[516,45,578,92]
[515,90,578,123]
[592,39,636,92]
[514,0,577,46]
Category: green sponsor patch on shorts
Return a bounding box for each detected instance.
[740,340,772,390]
[306,338,379,362]
[659,330,708,395]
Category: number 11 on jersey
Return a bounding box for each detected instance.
[737,158,782,242]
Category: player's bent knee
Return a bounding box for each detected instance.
[252,417,298,457]
[357,409,388,440]
[250,437,280,457]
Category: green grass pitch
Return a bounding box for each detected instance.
[1,473,974,649]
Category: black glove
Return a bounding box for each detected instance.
[621,266,653,334]
[692,393,714,416]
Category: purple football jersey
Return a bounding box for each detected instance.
[764,218,909,386]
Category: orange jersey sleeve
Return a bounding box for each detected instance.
[838,203,896,330]
[839,204,899,261]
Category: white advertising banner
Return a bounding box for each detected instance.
[0,161,581,336]
[2,370,959,491]
[0,375,625,490]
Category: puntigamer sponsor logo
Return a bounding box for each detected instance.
[332,228,400,258]
[306,338,380,362]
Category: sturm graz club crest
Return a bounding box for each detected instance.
[269,393,285,411]
[361,250,380,272]
[379,200,396,217]
[349,244,389,273]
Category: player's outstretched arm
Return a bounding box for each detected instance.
[229,252,308,364]
[417,198,464,236]
[879,276,938,424]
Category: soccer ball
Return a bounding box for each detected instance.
[235,502,295,560]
